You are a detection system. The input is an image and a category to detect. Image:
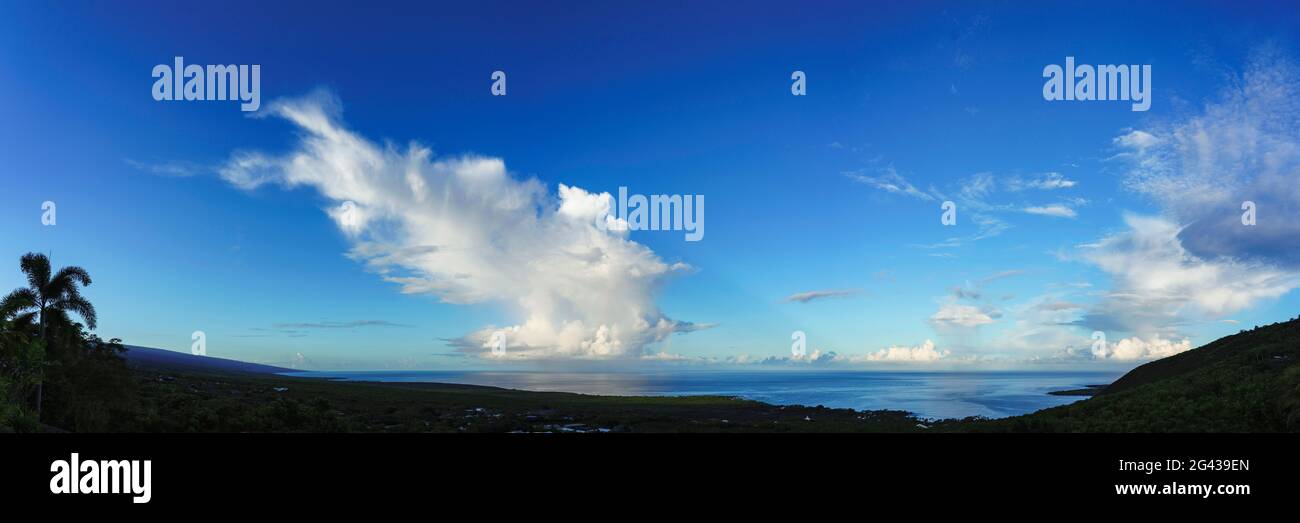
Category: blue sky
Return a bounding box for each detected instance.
[3,1,1300,370]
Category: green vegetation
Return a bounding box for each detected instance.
[1045,385,1105,397]
[960,318,1300,432]
[0,253,135,432]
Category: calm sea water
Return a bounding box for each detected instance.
[281,370,1122,419]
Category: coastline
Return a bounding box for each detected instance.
[280,368,1120,420]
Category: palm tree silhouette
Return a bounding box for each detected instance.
[0,290,35,329]
[2,252,96,419]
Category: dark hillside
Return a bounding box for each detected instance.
[968,317,1300,432]
[1102,319,1300,395]
[123,346,297,375]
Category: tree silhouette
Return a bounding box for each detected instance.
[3,253,96,419]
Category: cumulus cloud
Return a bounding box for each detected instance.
[1092,335,1193,361]
[219,90,697,359]
[848,340,950,362]
[929,302,1000,329]
[1077,214,1300,334]
[784,289,859,303]
[748,340,951,366]
[756,348,839,365]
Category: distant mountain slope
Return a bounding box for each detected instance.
[982,317,1300,432]
[124,346,297,374]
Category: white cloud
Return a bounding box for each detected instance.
[929,302,999,328]
[845,166,936,201]
[125,158,207,178]
[1005,172,1077,191]
[1023,204,1077,218]
[219,90,697,359]
[1062,49,1300,350]
[958,171,997,202]
[1077,214,1300,333]
[850,340,950,362]
[1092,335,1192,361]
[1113,49,1300,268]
[1113,129,1159,152]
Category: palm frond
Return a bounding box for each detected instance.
[49,265,92,296]
[1,288,37,319]
[50,295,97,330]
[19,253,51,298]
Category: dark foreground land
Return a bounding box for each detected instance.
[108,314,1300,433]
[10,315,1297,433]
[128,362,929,433]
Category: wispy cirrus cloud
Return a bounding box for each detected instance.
[271,320,411,329]
[784,289,859,304]
[239,320,411,338]
[851,167,1083,254]
[125,158,209,178]
[1023,204,1077,218]
[1005,172,1077,191]
[844,165,937,201]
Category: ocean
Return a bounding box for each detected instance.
[281,370,1124,419]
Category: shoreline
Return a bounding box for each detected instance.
[281,368,1114,420]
